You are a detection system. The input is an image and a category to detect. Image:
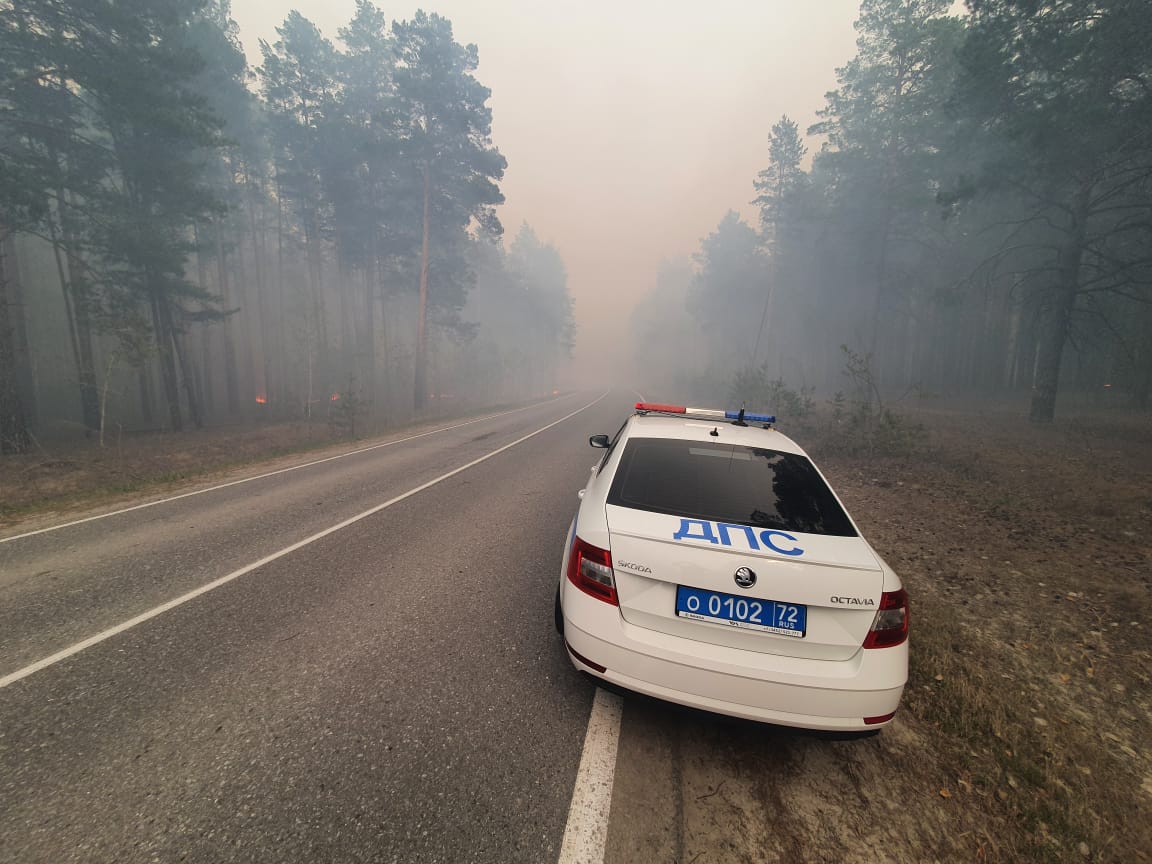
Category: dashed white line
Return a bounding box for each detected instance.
[558,687,625,864]
[0,391,607,690]
[0,395,574,545]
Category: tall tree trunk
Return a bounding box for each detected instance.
[193,222,215,416]
[414,161,431,410]
[869,203,893,363]
[246,166,271,408]
[3,233,37,428]
[0,228,31,453]
[1004,294,1022,391]
[1030,188,1090,423]
[361,239,378,410]
[363,173,381,412]
[66,256,101,434]
[186,334,205,422]
[150,290,183,432]
[231,213,256,416]
[275,168,289,411]
[337,249,354,382]
[138,366,155,427]
[48,197,101,433]
[174,331,203,428]
[45,134,100,434]
[304,213,328,411]
[215,223,241,417]
[378,268,393,418]
[1131,300,1152,411]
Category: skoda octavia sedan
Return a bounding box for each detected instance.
[556,402,908,732]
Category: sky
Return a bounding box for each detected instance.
[229,0,863,381]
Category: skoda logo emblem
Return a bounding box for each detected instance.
[734,567,756,589]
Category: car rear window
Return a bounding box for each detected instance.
[606,438,857,536]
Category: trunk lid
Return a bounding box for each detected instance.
[606,504,883,661]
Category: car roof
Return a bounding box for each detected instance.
[622,413,809,456]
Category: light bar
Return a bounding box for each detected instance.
[634,403,776,424]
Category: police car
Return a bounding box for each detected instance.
[556,403,908,732]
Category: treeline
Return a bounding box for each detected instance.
[0,0,574,453]
[635,0,1152,421]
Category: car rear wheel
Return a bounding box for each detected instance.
[554,585,564,634]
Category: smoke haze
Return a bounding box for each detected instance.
[230,0,862,381]
[6,0,1146,448]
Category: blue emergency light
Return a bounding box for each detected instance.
[725,409,776,424]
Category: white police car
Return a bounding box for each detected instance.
[556,403,908,732]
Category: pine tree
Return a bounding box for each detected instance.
[753,115,807,244]
[259,12,342,416]
[391,11,505,409]
[953,0,1152,421]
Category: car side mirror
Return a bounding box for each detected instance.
[589,434,610,448]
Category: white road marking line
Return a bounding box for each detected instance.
[0,395,575,545]
[558,687,625,864]
[0,391,607,691]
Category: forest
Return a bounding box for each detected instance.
[4,0,1151,459]
[632,0,1152,423]
[0,0,575,454]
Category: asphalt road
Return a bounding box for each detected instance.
[1,391,916,864]
[0,391,632,864]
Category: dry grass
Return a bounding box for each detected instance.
[0,421,342,522]
[0,398,514,525]
[812,402,1152,863]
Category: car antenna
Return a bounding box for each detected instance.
[732,404,748,427]
[710,426,719,437]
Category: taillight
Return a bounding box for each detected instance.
[566,536,617,605]
[863,588,908,648]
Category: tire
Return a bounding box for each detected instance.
[554,584,564,634]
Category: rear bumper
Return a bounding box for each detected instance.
[562,589,906,732]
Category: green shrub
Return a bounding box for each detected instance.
[818,347,926,456]
[728,364,815,420]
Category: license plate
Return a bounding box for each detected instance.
[675,585,806,638]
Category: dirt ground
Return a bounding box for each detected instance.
[3,399,1150,862]
[764,405,1152,864]
[0,403,484,526]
